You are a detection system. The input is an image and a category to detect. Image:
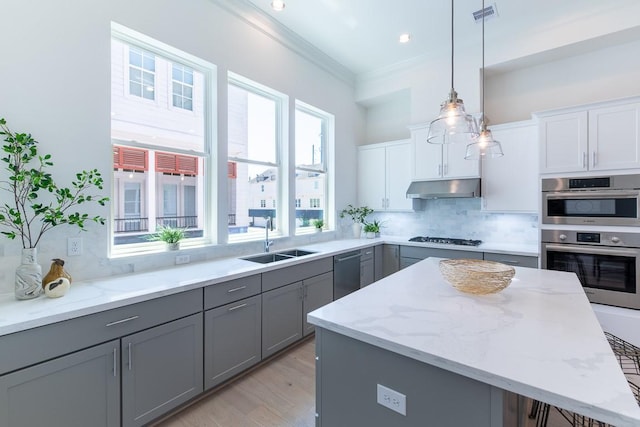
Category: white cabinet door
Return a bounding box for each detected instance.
[357,146,386,210]
[589,103,640,171]
[386,142,413,210]
[358,141,412,211]
[482,121,538,212]
[412,126,442,180]
[539,111,588,174]
[444,142,480,178]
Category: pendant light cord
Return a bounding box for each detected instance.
[450,0,455,90]
[481,0,485,126]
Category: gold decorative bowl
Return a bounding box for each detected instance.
[439,259,516,295]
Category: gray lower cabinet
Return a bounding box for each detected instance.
[483,252,538,268]
[121,312,203,427]
[263,270,334,357]
[303,272,334,336]
[360,247,375,288]
[262,281,304,358]
[0,340,120,427]
[375,244,400,280]
[204,294,262,390]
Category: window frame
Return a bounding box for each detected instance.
[294,101,333,234]
[227,72,288,243]
[110,22,217,257]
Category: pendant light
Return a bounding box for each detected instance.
[465,0,504,160]
[427,0,479,144]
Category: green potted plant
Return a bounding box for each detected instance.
[339,204,373,238]
[0,118,109,300]
[363,219,382,238]
[150,225,185,250]
[312,218,324,232]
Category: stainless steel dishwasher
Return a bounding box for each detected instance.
[334,250,362,300]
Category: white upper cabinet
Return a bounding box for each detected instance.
[482,121,538,212]
[589,103,640,171]
[410,124,480,180]
[358,140,413,211]
[538,99,640,174]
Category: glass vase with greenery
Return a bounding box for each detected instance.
[0,118,109,299]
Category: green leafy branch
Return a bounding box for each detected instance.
[0,118,109,248]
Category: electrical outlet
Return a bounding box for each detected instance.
[175,254,190,265]
[376,384,406,416]
[67,237,82,256]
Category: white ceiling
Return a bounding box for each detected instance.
[244,0,640,77]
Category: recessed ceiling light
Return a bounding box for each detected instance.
[399,33,411,44]
[271,0,285,11]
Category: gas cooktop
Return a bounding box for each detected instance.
[408,236,482,247]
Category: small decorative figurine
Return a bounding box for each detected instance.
[42,258,72,298]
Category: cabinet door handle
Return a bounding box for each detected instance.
[105,315,139,327]
[128,342,132,371]
[227,285,247,293]
[365,251,373,255]
[113,348,117,377]
[381,198,385,209]
[582,152,587,169]
[592,151,597,167]
[444,164,448,176]
[228,303,248,311]
[438,164,442,176]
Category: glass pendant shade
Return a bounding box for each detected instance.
[465,127,504,160]
[427,90,479,144]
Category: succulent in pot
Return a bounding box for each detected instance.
[312,218,324,232]
[150,225,185,250]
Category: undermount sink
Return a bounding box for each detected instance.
[242,249,316,264]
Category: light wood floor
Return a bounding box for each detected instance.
[155,336,582,427]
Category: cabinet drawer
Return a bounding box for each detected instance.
[400,246,483,261]
[0,289,202,375]
[361,247,374,261]
[262,257,333,292]
[483,252,539,268]
[204,274,261,310]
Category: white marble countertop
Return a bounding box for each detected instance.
[0,236,537,338]
[307,258,640,427]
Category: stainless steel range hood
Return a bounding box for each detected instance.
[406,178,481,199]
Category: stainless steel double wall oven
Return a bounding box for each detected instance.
[541,174,640,310]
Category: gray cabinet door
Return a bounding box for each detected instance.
[375,244,399,280]
[0,340,120,427]
[121,313,203,427]
[360,258,375,288]
[262,281,303,358]
[204,295,262,390]
[303,272,334,336]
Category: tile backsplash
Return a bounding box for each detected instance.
[370,198,538,245]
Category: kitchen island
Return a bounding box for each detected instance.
[308,258,640,427]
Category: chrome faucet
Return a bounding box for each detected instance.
[264,216,274,252]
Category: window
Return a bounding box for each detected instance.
[228,74,285,240]
[111,24,213,251]
[129,46,155,100]
[295,102,332,232]
[172,64,193,110]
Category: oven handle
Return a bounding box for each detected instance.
[544,191,640,200]
[543,244,640,257]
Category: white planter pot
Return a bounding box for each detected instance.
[352,223,362,238]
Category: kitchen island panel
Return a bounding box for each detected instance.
[316,328,510,427]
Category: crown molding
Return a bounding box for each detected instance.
[210,0,355,87]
